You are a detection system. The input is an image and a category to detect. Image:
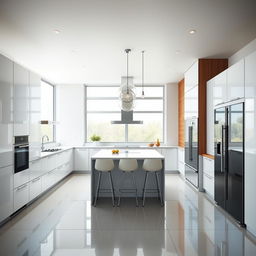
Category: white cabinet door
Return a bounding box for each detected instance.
[29,177,42,201]
[227,59,244,101]
[0,165,13,222]
[245,50,256,236]
[203,173,214,198]
[29,159,42,181]
[178,148,185,176]
[202,157,214,177]
[161,148,178,171]
[185,61,198,92]
[14,183,29,212]
[213,70,227,106]
[14,169,30,188]
[0,54,13,168]
[207,79,214,155]
[184,85,198,119]
[13,63,30,136]
[29,72,41,161]
[75,148,89,171]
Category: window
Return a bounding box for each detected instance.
[86,85,164,143]
[41,80,54,142]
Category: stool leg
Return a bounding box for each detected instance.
[118,171,125,207]
[155,171,161,202]
[108,171,115,207]
[94,171,102,206]
[142,171,149,207]
[155,172,164,206]
[131,171,139,207]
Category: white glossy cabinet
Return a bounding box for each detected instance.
[185,61,198,92]
[75,148,90,171]
[203,157,214,198]
[206,79,214,155]
[14,169,30,188]
[29,177,42,201]
[213,70,227,106]
[0,54,13,168]
[29,72,41,161]
[13,63,30,136]
[160,148,178,171]
[227,59,244,101]
[184,85,198,119]
[0,165,13,222]
[14,183,29,212]
[29,159,43,180]
[244,50,256,237]
[178,147,185,176]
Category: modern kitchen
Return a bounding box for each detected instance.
[1,1,256,255]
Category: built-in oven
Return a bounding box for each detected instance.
[14,136,29,174]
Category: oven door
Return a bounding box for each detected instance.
[15,145,29,173]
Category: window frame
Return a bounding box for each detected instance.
[85,84,165,143]
[41,79,56,143]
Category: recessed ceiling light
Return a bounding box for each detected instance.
[54,29,60,34]
[189,29,196,34]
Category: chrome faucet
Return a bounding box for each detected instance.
[41,135,49,152]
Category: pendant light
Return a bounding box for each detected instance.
[141,50,145,98]
[120,49,136,112]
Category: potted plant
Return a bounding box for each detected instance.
[90,134,101,145]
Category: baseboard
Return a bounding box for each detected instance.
[72,170,91,174]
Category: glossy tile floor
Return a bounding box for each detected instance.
[0,174,256,256]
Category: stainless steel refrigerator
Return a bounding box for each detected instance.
[214,102,244,225]
[185,117,199,188]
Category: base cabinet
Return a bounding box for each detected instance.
[14,183,29,212]
[202,157,214,198]
[29,177,42,201]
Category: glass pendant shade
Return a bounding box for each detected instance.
[119,87,136,112]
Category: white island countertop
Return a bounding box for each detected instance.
[91,149,164,159]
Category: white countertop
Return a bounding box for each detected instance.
[91,149,164,159]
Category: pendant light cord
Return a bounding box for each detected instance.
[142,50,145,97]
[126,49,129,94]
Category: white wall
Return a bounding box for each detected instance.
[229,38,256,66]
[56,85,85,146]
[165,83,178,146]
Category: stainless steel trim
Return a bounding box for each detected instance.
[17,184,28,191]
[16,145,29,149]
[32,177,40,183]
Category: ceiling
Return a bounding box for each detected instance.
[0,0,256,85]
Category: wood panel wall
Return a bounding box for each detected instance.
[198,59,228,155]
[178,79,185,148]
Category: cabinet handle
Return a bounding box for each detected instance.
[32,177,40,183]
[17,184,27,191]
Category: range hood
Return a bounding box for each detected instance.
[111,110,143,124]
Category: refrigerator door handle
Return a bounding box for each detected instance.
[189,126,193,161]
[221,125,224,173]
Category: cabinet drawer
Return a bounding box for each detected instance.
[203,157,214,177]
[14,183,29,212]
[29,159,42,180]
[29,177,42,201]
[14,169,30,188]
[178,148,184,163]
[178,161,185,176]
[203,173,214,198]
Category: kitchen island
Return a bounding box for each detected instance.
[91,149,165,206]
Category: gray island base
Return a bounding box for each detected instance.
[91,149,165,206]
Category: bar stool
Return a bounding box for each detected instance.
[94,159,115,207]
[118,159,139,207]
[142,159,163,206]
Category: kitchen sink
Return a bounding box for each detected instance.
[42,148,62,152]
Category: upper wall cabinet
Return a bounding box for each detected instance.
[0,54,13,168]
[14,63,30,136]
[185,85,198,119]
[227,59,245,101]
[213,70,227,105]
[185,61,198,92]
[29,72,41,161]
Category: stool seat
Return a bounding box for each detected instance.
[142,159,162,172]
[119,159,138,172]
[95,159,114,172]
[94,159,115,207]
